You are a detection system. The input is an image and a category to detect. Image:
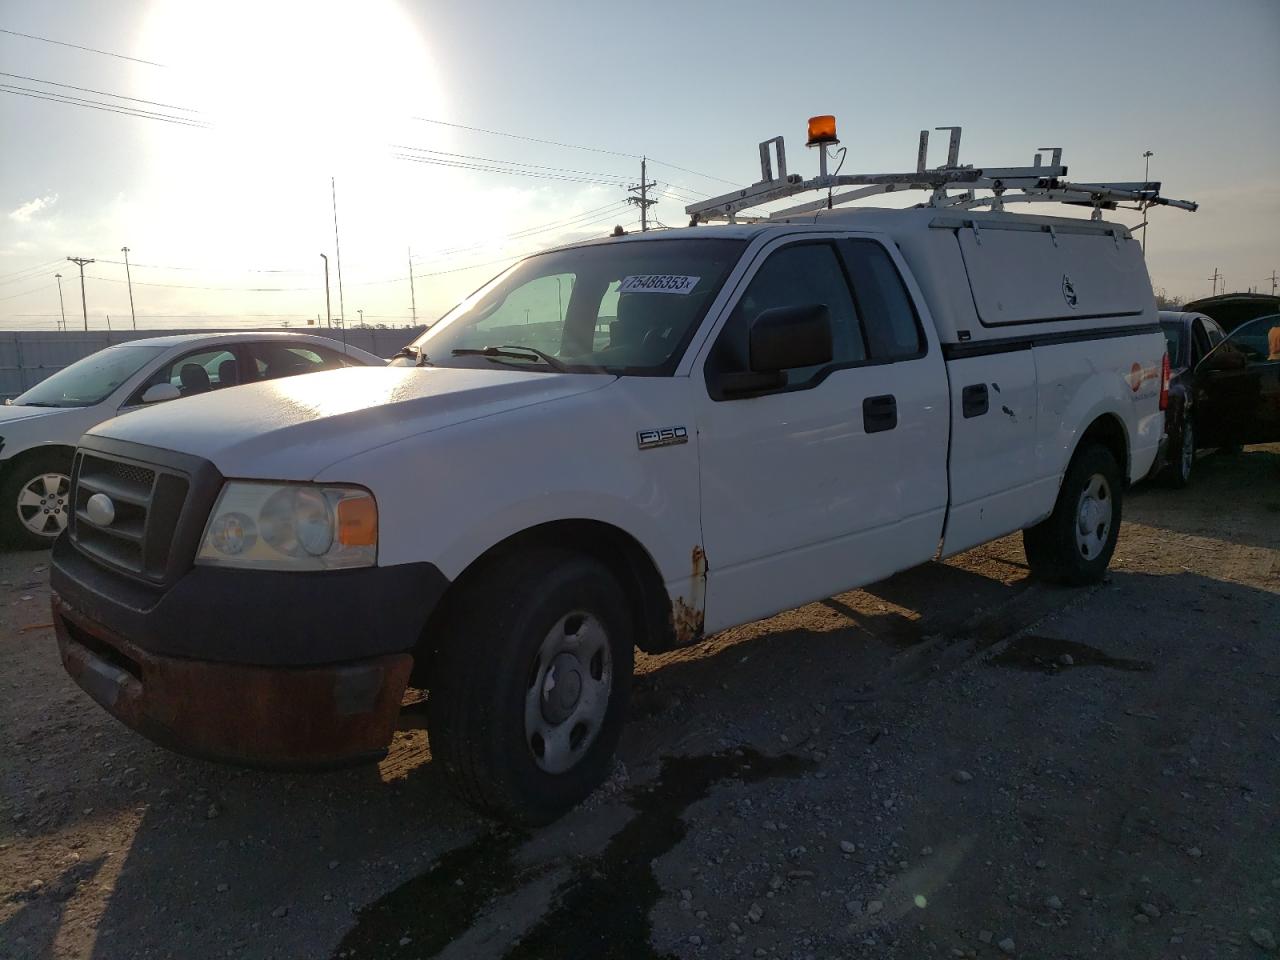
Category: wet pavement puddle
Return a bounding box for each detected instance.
[988,634,1153,673]
[334,749,812,959]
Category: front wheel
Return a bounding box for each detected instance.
[428,548,634,824]
[0,451,73,550]
[1023,443,1123,585]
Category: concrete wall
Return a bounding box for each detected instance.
[0,327,424,400]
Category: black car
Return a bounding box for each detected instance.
[1154,311,1280,485]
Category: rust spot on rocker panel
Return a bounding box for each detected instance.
[670,545,707,646]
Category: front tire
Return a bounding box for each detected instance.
[1023,443,1123,585]
[428,548,634,824]
[0,451,73,550]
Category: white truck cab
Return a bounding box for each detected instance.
[50,122,1193,822]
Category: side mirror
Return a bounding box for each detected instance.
[720,304,833,396]
[140,383,182,404]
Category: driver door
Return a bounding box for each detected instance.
[1195,316,1280,446]
[694,235,949,634]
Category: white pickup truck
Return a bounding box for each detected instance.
[51,130,1183,823]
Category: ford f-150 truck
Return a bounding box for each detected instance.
[50,126,1187,822]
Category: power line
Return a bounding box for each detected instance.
[409,201,631,262]
[393,152,626,187]
[0,282,54,303]
[0,85,208,128]
[0,27,166,67]
[645,157,737,187]
[411,115,736,186]
[84,274,314,293]
[0,258,64,285]
[0,71,200,112]
[394,144,631,182]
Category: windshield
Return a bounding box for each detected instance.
[12,345,166,408]
[406,237,747,375]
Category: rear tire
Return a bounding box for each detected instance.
[0,451,73,550]
[1023,443,1123,585]
[427,547,633,824]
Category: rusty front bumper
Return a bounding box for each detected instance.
[53,592,413,768]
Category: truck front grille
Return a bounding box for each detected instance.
[71,451,191,582]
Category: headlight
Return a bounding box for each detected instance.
[197,482,377,570]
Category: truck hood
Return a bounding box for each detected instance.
[88,366,614,479]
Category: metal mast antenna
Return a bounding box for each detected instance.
[55,272,66,331]
[320,253,331,327]
[626,157,657,231]
[408,247,417,325]
[331,177,346,326]
[121,245,137,329]
[66,256,94,331]
[1208,267,1222,297]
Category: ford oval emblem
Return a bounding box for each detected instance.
[86,492,116,527]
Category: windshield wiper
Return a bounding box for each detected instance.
[451,345,568,372]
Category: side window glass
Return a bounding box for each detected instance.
[1191,320,1213,364]
[133,348,238,401]
[710,243,864,389]
[1228,315,1280,361]
[1205,320,1224,347]
[251,343,339,381]
[841,240,924,359]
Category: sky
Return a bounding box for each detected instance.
[1,0,1278,331]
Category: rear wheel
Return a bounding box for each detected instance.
[0,451,73,550]
[427,548,633,824]
[1023,443,1123,585]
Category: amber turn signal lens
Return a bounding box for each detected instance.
[807,114,838,146]
[337,495,378,547]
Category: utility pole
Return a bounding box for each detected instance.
[407,247,417,325]
[1140,151,1153,255]
[121,246,136,329]
[1208,267,1222,297]
[320,253,331,327]
[626,156,658,232]
[55,272,66,331]
[66,256,94,331]
[1268,270,1277,296]
[357,308,363,327]
[331,177,346,326]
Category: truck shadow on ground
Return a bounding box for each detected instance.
[63,556,1277,960]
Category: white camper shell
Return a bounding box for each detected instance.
[51,121,1195,822]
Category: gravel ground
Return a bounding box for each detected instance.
[2,444,1277,960]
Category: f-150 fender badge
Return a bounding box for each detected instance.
[637,426,688,450]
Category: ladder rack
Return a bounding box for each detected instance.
[685,126,1198,224]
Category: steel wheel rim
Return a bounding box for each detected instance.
[524,611,613,775]
[1180,422,1194,481]
[1074,472,1113,561]
[17,472,71,537]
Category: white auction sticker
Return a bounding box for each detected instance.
[619,274,700,295]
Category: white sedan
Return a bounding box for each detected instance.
[0,332,385,548]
